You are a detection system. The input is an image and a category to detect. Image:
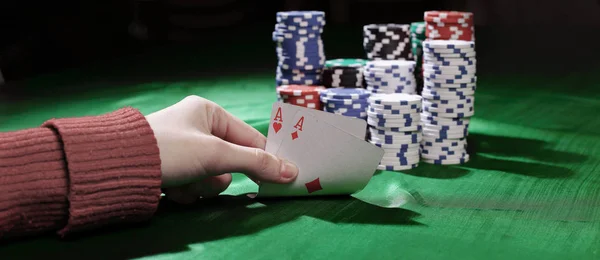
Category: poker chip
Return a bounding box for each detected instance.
[377,164,419,171]
[420,38,476,165]
[363,24,413,61]
[277,85,325,110]
[364,60,418,94]
[274,11,327,86]
[424,11,474,41]
[366,93,423,171]
[320,88,370,119]
[410,21,426,94]
[322,60,366,88]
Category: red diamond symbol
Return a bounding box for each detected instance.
[291,131,299,140]
[305,178,322,194]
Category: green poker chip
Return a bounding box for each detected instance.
[325,59,367,69]
[410,22,426,39]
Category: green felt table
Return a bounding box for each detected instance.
[1,26,600,259]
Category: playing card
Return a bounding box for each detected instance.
[265,102,367,154]
[258,111,385,197]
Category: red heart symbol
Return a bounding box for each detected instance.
[273,122,282,133]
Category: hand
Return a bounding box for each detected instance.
[145,95,298,204]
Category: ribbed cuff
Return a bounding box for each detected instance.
[0,128,68,239]
[42,107,162,236]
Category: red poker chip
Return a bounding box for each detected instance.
[283,99,322,110]
[424,11,474,22]
[276,85,325,96]
[426,25,474,41]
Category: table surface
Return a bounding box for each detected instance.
[1,26,600,260]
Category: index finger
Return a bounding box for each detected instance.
[209,103,267,150]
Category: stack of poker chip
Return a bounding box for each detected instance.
[363,24,413,60]
[363,60,417,94]
[424,11,474,41]
[367,93,423,171]
[276,85,325,110]
[322,59,366,88]
[273,11,326,86]
[410,22,426,94]
[420,40,476,165]
[319,88,370,119]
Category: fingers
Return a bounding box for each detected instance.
[208,103,267,149]
[165,174,233,204]
[206,138,298,183]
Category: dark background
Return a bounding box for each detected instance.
[1,0,599,82]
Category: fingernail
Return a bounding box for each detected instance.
[280,159,298,180]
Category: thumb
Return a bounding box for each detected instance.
[206,138,299,183]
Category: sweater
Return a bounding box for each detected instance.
[0,107,162,239]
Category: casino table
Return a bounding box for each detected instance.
[1,26,600,259]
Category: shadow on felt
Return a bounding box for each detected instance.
[465,133,586,178]
[0,195,423,259]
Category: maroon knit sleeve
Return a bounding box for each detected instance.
[0,127,69,239]
[41,107,162,236]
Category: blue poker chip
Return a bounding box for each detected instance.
[320,88,370,100]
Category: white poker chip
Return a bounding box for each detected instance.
[424,59,476,66]
[423,105,474,114]
[422,124,469,132]
[422,131,467,140]
[424,82,476,89]
[368,93,422,105]
[369,124,421,132]
[422,72,476,80]
[423,40,475,49]
[382,149,420,157]
[421,108,475,118]
[370,141,420,149]
[423,69,476,77]
[422,88,476,98]
[421,151,468,160]
[423,98,474,108]
[368,115,420,123]
[422,47,475,54]
[424,75,477,84]
[423,63,476,72]
[367,110,420,119]
[421,155,470,165]
[421,145,467,154]
[421,92,472,101]
[376,164,419,171]
[421,118,470,128]
[370,133,422,141]
[368,106,421,115]
[423,51,476,58]
[367,118,419,129]
[422,135,467,145]
[380,158,420,165]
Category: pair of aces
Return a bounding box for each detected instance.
[258,102,385,197]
